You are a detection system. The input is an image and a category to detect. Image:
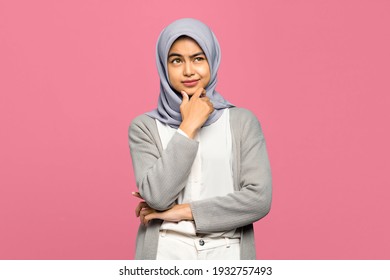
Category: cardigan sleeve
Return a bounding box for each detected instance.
[129,115,199,211]
[189,109,272,233]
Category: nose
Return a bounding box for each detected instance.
[183,62,194,77]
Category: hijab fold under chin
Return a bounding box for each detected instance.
[146,18,234,128]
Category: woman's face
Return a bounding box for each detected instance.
[167,37,211,96]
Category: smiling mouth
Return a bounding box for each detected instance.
[182,79,200,87]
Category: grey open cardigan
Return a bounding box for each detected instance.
[128,107,272,259]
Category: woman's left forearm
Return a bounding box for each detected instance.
[136,200,193,226]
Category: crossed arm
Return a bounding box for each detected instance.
[132,191,193,226]
[129,108,272,233]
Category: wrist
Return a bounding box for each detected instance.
[179,122,198,139]
[177,204,193,221]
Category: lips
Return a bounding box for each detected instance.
[182,79,200,87]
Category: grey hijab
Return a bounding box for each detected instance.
[146,18,234,128]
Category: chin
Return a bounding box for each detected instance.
[184,88,201,96]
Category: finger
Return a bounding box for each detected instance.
[180,91,189,105]
[140,210,148,226]
[144,212,159,224]
[140,207,154,216]
[140,207,156,225]
[140,214,149,226]
[192,87,205,99]
[202,98,213,108]
[200,89,207,98]
[141,210,156,226]
[132,192,143,199]
[135,201,147,217]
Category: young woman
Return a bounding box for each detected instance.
[129,18,272,260]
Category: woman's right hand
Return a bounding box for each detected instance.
[179,88,214,139]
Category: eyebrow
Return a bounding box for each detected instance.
[168,51,205,59]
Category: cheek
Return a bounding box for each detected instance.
[167,68,180,85]
[201,66,211,84]
[200,63,211,76]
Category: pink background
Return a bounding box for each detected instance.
[1,0,389,259]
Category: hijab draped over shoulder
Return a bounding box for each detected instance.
[146,18,234,128]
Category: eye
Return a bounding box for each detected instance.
[170,58,182,64]
[194,56,205,62]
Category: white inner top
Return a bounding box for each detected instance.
[156,109,238,237]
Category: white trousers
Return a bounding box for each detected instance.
[156,230,240,260]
